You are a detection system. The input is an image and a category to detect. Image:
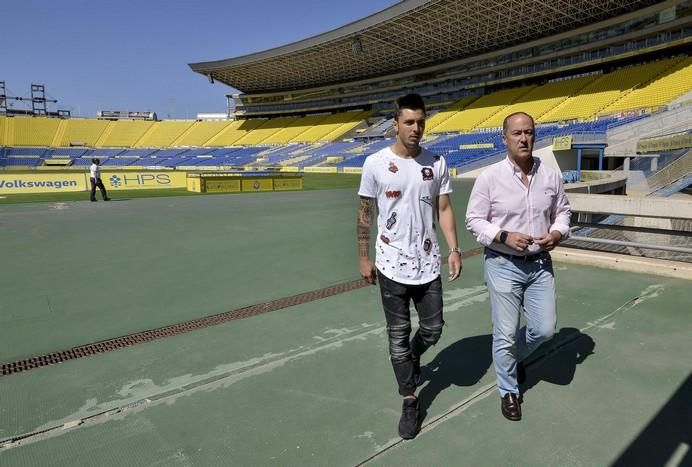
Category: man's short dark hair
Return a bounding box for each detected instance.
[502,112,535,132]
[394,93,426,121]
[92,158,99,164]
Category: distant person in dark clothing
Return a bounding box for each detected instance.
[89,158,110,202]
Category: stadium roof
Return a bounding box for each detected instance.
[189,0,667,94]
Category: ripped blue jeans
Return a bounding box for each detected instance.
[377,270,444,396]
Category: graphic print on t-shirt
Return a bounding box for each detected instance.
[357,147,452,285]
[386,212,397,229]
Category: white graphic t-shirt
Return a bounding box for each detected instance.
[358,146,452,285]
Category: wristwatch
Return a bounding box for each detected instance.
[449,247,461,255]
[499,231,508,244]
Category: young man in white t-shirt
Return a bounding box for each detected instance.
[357,93,462,439]
[89,158,110,202]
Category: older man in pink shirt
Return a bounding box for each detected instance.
[465,112,571,421]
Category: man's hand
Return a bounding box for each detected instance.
[360,257,376,284]
[503,232,534,252]
[448,252,462,281]
[533,231,562,251]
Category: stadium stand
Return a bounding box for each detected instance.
[234,116,302,145]
[97,120,155,147]
[134,121,195,148]
[262,115,328,144]
[172,120,232,146]
[424,95,479,132]
[58,119,109,147]
[205,119,264,146]
[7,117,61,147]
[430,87,535,132]
[540,57,683,122]
[480,76,597,128]
[602,56,692,114]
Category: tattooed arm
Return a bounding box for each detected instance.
[358,196,376,284]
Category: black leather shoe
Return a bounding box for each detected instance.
[517,361,526,385]
[501,393,522,421]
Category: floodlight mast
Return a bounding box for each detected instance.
[0,81,69,117]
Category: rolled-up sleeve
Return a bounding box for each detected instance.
[465,174,501,246]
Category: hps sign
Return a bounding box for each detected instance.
[103,172,187,190]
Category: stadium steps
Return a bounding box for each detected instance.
[670,90,692,107]
[599,56,690,115]
[472,86,537,130]
[431,87,534,133]
[94,121,115,147]
[236,116,302,145]
[134,121,196,148]
[266,115,329,144]
[605,105,692,157]
[206,120,264,146]
[50,120,68,147]
[173,120,231,147]
[645,149,692,194]
[288,115,330,143]
[320,111,373,142]
[425,95,478,132]
[132,122,161,147]
[495,75,597,125]
[100,120,155,148]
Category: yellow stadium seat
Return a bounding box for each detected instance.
[431,86,534,133]
[134,121,195,147]
[174,120,233,146]
[59,119,109,146]
[540,57,681,122]
[8,117,61,146]
[425,95,478,132]
[601,56,692,114]
[98,120,155,147]
[481,76,596,128]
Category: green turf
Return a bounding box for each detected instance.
[1,178,690,466]
[0,173,362,204]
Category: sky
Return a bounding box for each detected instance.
[2,0,397,119]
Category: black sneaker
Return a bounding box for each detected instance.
[104,197,111,201]
[398,397,420,439]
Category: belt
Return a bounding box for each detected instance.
[485,248,549,262]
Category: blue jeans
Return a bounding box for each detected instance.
[377,270,444,396]
[484,249,556,397]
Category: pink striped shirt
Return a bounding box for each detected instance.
[465,157,571,256]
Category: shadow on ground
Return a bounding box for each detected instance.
[418,334,493,420]
[521,327,596,393]
[612,372,692,467]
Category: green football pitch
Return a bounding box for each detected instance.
[0,179,689,466]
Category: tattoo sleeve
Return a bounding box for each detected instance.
[357,197,374,258]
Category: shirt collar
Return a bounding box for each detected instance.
[505,155,540,175]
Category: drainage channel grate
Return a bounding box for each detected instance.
[0,280,366,377]
[1,247,483,378]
